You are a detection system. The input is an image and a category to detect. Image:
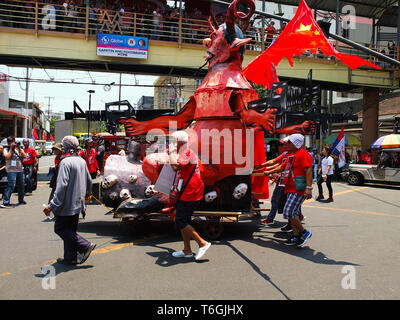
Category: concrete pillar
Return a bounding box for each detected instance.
[362,87,379,153]
[13,116,17,137]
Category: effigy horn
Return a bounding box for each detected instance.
[225,0,255,34]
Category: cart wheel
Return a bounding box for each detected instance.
[203,218,223,240]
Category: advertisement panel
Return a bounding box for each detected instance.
[97,34,148,59]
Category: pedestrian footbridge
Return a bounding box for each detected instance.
[0,1,398,91]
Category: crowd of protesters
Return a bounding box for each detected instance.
[0,0,288,46]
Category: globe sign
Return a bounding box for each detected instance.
[101,36,110,44]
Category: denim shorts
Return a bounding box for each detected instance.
[175,200,200,230]
[283,193,305,219]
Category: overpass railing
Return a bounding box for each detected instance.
[0,0,398,70]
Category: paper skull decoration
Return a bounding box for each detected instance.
[102,174,118,189]
[204,191,218,203]
[233,183,248,200]
[120,189,132,200]
[145,185,158,198]
[109,192,119,201]
[129,175,138,184]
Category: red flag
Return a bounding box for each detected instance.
[244,0,381,88]
[32,127,38,140]
[50,133,54,142]
[42,130,47,140]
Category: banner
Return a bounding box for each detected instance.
[97,34,148,59]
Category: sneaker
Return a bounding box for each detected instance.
[296,230,312,248]
[78,243,96,264]
[195,242,211,260]
[261,218,274,226]
[172,250,194,258]
[280,223,292,232]
[0,204,12,209]
[284,236,300,246]
[56,258,77,266]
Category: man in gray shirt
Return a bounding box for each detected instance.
[43,136,96,265]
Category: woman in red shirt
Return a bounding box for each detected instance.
[169,131,211,261]
[79,138,100,179]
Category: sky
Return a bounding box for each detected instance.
[0,65,158,115]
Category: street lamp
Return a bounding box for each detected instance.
[87,90,95,136]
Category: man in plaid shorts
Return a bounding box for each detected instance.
[262,134,313,248]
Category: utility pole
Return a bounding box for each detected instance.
[24,67,29,138]
[118,73,122,110]
[44,96,54,119]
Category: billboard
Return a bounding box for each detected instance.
[97,34,148,59]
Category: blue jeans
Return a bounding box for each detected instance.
[25,164,34,193]
[313,165,318,181]
[152,24,159,40]
[3,171,25,205]
[267,185,285,220]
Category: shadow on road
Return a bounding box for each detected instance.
[34,262,94,278]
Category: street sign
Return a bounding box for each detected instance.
[0,73,7,82]
[96,34,148,60]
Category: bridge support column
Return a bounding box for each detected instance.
[362,87,379,153]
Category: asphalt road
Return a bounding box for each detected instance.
[0,157,399,300]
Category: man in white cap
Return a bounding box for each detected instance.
[168,131,211,260]
[43,136,96,265]
[262,134,313,247]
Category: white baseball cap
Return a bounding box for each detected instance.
[288,134,304,149]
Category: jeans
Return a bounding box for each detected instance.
[3,171,25,205]
[313,165,318,181]
[267,185,285,220]
[152,24,159,40]
[25,164,34,193]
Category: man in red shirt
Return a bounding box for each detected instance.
[169,131,210,261]
[263,134,313,248]
[23,138,38,196]
[79,138,100,179]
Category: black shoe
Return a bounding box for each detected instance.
[56,258,77,266]
[18,201,27,206]
[0,204,13,209]
[78,243,96,264]
[296,230,312,248]
[281,224,292,232]
[326,197,333,203]
[284,236,300,246]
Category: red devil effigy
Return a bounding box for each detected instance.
[102,0,380,220]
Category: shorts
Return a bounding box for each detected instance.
[283,193,305,219]
[175,200,200,230]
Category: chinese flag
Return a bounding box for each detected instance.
[50,133,54,141]
[244,0,381,88]
[42,130,47,140]
[32,127,38,140]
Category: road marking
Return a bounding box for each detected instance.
[0,235,165,278]
[304,187,369,203]
[303,204,400,218]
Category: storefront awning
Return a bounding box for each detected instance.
[0,109,27,119]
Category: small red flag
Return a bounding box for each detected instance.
[244,0,381,88]
[50,133,54,142]
[42,130,47,140]
[32,127,38,140]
